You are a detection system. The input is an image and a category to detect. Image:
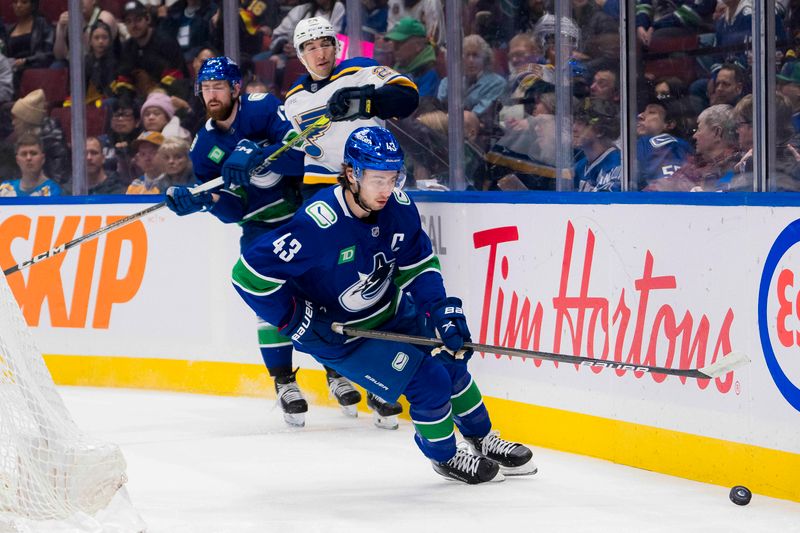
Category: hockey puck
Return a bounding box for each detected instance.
[729,485,752,506]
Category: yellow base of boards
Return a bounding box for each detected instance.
[44,354,800,503]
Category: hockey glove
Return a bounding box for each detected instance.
[279,299,347,350]
[430,297,474,364]
[327,85,376,122]
[165,186,214,216]
[222,139,262,188]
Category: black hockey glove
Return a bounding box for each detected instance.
[430,297,474,364]
[165,186,214,216]
[279,298,347,350]
[327,84,376,122]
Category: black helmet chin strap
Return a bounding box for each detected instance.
[350,180,372,213]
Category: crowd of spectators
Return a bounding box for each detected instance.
[0,0,798,197]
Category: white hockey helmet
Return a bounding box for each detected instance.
[293,16,342,58]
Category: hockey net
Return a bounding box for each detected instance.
[0,271,143,532]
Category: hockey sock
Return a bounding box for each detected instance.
[449,374,491,439]
[412,406,456,463]
[257,321,293,374]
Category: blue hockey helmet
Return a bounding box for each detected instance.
[343,127,406,188]
[194,56,242,96]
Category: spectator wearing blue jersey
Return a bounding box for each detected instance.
[384,17,439,100]
[645,104,739,191]
[573,96,621,192]
[635,98,694,189]
[0,134,61,197]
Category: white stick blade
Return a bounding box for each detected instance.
[698,351,750,379]
[331,322,345,334]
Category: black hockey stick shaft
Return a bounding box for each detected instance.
[331,323,749,380]
[3,115,331,277]
[2,177,222,276]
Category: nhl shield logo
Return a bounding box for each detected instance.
[372,227,379,237]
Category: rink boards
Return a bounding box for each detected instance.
[1,193,799,502]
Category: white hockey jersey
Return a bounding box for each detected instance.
[284,57,417,186]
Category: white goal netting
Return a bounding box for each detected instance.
[0,271,144,532]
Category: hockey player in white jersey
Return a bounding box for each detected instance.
[226,15,419,428]
[285,16,419,196]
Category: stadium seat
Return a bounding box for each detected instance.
[281,58,308,97]
[644,31,699,86]
[38,0,68,23]
[254,59,277,85]
[98,0,125,19]
[50,105,108,146]
[493,48,509,76]
[19,68,70,108]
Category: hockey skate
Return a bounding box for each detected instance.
[432,443,504,484]
[366,392,402,430]
[274,371,308,427]
[326,370,361,417]
[465,430,537,475]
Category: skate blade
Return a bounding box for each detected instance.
[499,462,538,476]
[283,412,306,427]
[339,404,358,418]
[372,413,399,430]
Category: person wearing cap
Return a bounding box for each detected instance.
[384,17,439,99]
[113,1,188,98]
[126,130,165,194]
[141,90,191,142]
[11,88,70,185]
[0,133,61,197]
[573,96,621,192]
[778,60,800,134]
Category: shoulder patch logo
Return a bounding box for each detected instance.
[306,200,338,228]
[393,189,410,205]
[247,93,267,101]
[338,245,355,264]
[208,145,225,164]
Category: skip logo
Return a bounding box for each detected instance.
[392,352,409,371]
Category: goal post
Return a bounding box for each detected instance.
[0,271,144,531]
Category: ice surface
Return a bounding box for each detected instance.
[60,387,800,533]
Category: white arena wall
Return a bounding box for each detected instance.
[1,193,799,502]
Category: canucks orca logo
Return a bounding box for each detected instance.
[338,252,396,312]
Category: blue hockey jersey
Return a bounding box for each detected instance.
[575,147,622,192]
[231,185,446,356]
[189,92,304,237]
[637,133,693,187]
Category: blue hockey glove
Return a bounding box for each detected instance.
[430,297,474,364]
[327,85,376,122]
[222,139,262,187]
[165,186,213,216]
[279,299,347,350]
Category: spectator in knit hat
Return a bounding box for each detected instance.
[141,90,191,142]
[11,89,70,184]
[126,130,165,194]
[0,134,61,197]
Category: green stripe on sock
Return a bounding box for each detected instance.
[257,325,291,347]
[451,379,483,417]
[413,409,454,442]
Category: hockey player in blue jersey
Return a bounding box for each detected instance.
[164,56,365,428]
[231,126,536,484]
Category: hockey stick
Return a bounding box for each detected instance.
[2,177,223,276]
[330,323,750,380]
[2,116,331,277]
[249,114,331,176]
